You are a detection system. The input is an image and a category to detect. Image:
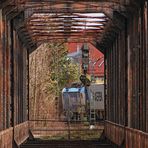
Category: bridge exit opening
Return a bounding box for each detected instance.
[28,42,105,141]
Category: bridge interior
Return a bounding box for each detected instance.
[0,0,148,148]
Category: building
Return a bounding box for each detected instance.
[67,43,104,83]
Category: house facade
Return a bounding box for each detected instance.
[67,43,104,84]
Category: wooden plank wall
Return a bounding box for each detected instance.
[127,0,147,132]
[126,127,148,148]
[0,6,29,147]
[106,18,127,126]
[0,122,29,148]
[13,28,28,125]
[105,121,148,147]
[105,121,125,146]
[14,121,29,146]
[0,9,12,130]
[105,1,148,147]
[0,128,13,148]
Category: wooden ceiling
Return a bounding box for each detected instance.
[1,0,137,51]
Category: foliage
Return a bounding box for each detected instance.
[47,42,80,96]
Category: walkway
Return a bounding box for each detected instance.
[21,139,115,148]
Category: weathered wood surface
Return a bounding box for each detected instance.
[105,121,125,146]
[105,121,148,148]
[0,128,13,148]
[14,121,29,146]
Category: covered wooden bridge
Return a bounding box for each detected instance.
[0,0,148,147]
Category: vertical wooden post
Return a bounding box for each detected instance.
[145,1,148,132]
[0,9,3,130]
[127,33,132,128]
[104,50,107,121]
[27,50,29,121]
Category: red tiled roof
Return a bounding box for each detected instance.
[67,43,104,77]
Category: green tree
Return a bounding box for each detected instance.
[47,42,80,96]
